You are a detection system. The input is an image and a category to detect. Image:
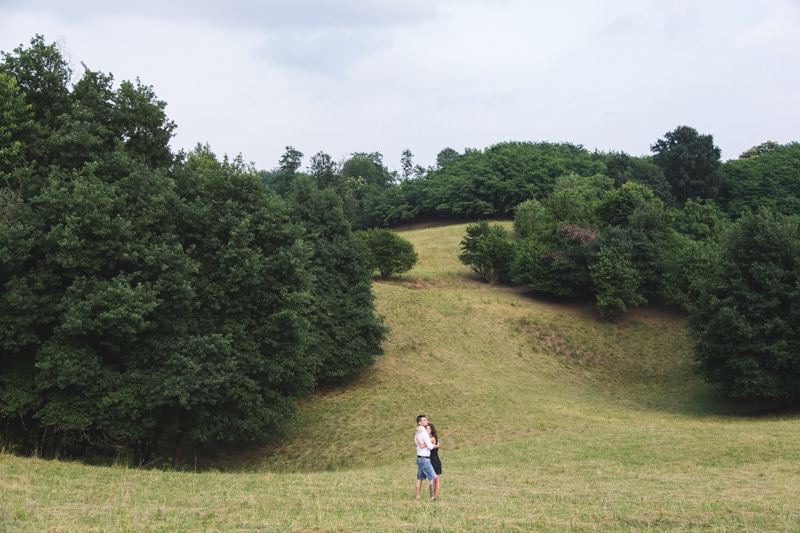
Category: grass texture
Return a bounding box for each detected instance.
[2,222,800,532]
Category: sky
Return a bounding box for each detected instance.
[1,0,798,172]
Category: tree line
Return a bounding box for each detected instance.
[450,136,800,405]
[260,108,800,407]
[2,34,799,464]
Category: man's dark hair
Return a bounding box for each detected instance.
[416,414,426,423]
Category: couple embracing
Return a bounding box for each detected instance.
[414,414,442,500]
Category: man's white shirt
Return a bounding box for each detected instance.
[415,427,434,457]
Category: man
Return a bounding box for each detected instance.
[414,414,438,500]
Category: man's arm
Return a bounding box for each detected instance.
[420,430,434,451]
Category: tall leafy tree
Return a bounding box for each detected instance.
[590,246,645,319]
[651,125,721,206]
[595,182,670,299]
[279,145,303,174]
[604,151,672,204]
[738,141,779,160]
[0,37,386,465]
[341,152,393,188]
[265,145,304,195]
[659,199,728,310]
[718,142,800,218]
[308,150,341,191]
[339,152,396,229]
[512,223,599,298]
[287,177,387,380]
[111,78,176,169]
[0,35,72,168]
[459,221,515,284]
[688,208,800,402]
[0,73,33,175]
[166,147,317,466]
[400,149,414,181]
[398,142,607,223]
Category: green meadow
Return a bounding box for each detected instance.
[2,222,799,532]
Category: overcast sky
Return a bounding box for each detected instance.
[1,0,798,172]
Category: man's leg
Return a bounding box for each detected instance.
[415,478,422,499]
[420,460,438,500]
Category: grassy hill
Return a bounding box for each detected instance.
[2,222,800,531]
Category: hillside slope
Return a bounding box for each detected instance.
[261,222,713,472]
[5,223,800,532]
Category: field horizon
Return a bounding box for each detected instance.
[2,222,800,532]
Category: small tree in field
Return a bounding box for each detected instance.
[688,208,800,402]
[589,246,646,319]
[358,229,418,279]
[459,221,515,284]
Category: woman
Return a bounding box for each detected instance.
[426,423,442,500]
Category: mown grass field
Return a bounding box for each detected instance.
[2,222,800,532]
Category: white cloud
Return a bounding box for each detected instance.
[739,0,800,55]
[1,0,798,169]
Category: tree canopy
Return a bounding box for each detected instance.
[651,125,721,206]
[0,36,386,465]
[688,208,800,402]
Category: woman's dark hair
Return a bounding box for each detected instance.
[427,422,438,442]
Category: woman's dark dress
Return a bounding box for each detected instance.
[430,446,442,475]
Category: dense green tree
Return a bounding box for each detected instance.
[596,182,662,228]
[0,157,197,459]
[335,152,395,229]
[604,152,671,203]
[279,145,303,173]
[0,37,386,465]
[458,221,515,284]
[659,199,729,310]
[589,246,645,319]
[596,182,670,299]
[512,223,599,298]
[651,126,721,206]
[265,145,305,195]
[551,173,614,202]
[688,208,800,402]
[718,143,800,218]
[672,198,728,241]
[0,73,33,175]
[660,231,721,310]
[357,228,418,279]
[738,141,779,160]
[308,151,341,191]
[400,149,414,181]
[286,177,387,381]
[435,147,460,169]
[0,35,72,168]
[111,78,175,169]
[341,152,393,188]
[512,199,546,239]
[512,179,669,313]
[387,142,606,224]
[1,36,175,176]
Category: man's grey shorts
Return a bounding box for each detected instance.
[416,457,437,481]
